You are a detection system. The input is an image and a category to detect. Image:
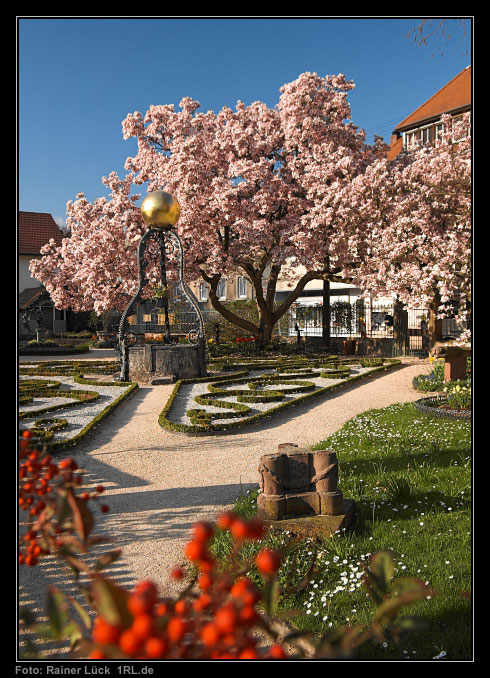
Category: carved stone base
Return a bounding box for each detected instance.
[257,489,344,521]
[127,343,206,383]
[262,499,356,541]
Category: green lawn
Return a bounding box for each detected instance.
[212,403,471,660]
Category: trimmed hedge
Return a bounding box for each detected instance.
[19,344,91,355]
[19,359,119,376]
[159,358,401,434]
[18,385,100,419]
[19,359,138,450]
[42,381,139,450]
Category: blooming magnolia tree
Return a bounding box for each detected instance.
[337,113,471,346]
[30,172,149,315]
[30,75,469,348]
[31,72,386,345]
[122,73,389,345]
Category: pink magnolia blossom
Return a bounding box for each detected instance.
[30,75,470,346]
[337,113,471,343]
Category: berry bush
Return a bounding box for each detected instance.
[19,432,434,660]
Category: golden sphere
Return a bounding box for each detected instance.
[141,191,180,229]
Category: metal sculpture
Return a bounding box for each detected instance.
[116,191,206,382]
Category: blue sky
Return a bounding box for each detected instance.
[18,17,472,227]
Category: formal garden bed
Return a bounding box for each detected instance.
[18,360,137,450]
[412,356,471,420]
[159,356,400,434]
[18,353,472,660]
[209,402,471,660]
[19,340,92,355]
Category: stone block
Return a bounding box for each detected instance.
[264,499,356,541]
[319,490,344,516]
[285,491,320,517]
[257,493,286,521]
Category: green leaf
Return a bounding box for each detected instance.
[91,576,131,628]
[362,569,384,605]
[390,577,428,597]
[32,623,58,640]
[374,584,431,625]
[46,587,68,638]
[263,578,281,616]
[66,488,94,541]
[60,551,91,578]
[64,621,84,649]
[394,616,428,633]
[55,488,72,526]
[93,549,122,572]
[369,551,395,592]
[69,597,92,630]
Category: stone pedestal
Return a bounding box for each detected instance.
[257,444,355,539]
[127,343,206,384]
[443,347,471,382]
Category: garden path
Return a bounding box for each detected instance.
[19,352,433,647]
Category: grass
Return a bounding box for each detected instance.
[211,402,471,660]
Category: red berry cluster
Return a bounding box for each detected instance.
[87,513,287,660]
[18,431,106,566]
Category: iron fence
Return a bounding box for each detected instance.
[285,300,396,339]
[111,293,464,355]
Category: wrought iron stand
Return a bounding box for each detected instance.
[115,228,206,382]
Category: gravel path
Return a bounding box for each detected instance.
[19,354,433,628]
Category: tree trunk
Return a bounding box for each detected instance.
[322,279,331,350]
[202,266,342,350]
[257,314,274,347]
[429,290,444,350]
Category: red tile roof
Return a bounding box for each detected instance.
[394,66,471,133]
[387,136,403,161]
[18,211,64,254]
[19,286,47,310]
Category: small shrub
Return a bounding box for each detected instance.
[443,384,471,409]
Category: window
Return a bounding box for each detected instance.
[199,283,208,302]
[54,308,65,321]
[217,278,226,300]
[435,123,445,142]
[237,276,247,298]
[404,130,420,149]
[421,125,433,145]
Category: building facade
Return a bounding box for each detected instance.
[387,65,471,160]
[18,211,67,338]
